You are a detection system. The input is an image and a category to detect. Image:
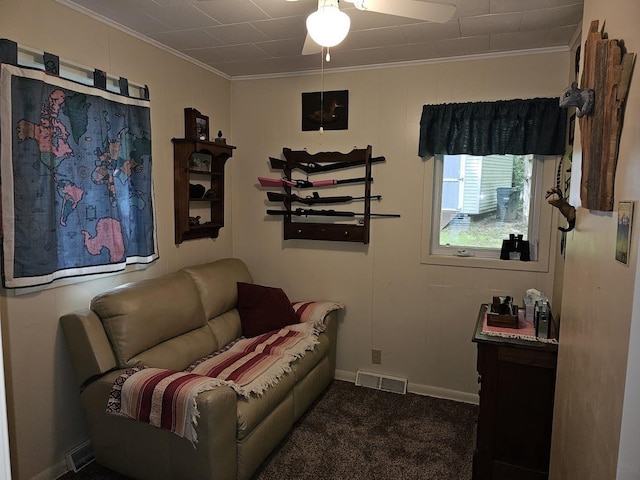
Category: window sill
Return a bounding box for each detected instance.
[421,253,549,273]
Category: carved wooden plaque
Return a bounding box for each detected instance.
[579,20,635,211]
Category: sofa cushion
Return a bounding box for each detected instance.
[129,325,217,371]
[208,309,242,349]
[182,259,253,320]
[236,282,298,337]
[91,271,207,368]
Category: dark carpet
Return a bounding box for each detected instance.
[59,380,478,480]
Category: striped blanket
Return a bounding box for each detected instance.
[107,301,343,445]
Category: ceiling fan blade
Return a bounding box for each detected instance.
[360,0,456,24]
[302,33,322,55]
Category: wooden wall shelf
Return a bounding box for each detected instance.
[172,138,235,244]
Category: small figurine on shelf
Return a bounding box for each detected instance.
[189,216,201,226]
[214,130,227,145]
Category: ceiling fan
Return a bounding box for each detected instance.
[289,0,457,55]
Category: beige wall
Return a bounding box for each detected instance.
[230,52,569,400]
[0,1,234,479]
[550,0,640,478]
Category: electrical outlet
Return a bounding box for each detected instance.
[371,349,382,365]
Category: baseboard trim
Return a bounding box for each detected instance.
[334,369,478,405]
[33,458,67,480]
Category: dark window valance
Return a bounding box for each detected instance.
[418,97,566,157]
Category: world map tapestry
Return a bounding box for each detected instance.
[0,64,158,288]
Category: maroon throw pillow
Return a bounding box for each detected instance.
[236,282,299,337]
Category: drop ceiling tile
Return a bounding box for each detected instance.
[182,46,227,64]
[192,0,270,23]
[344,26,408,50]
[149,29,223,50]
[460,12,522,37]
[545,25,579,45]
[453,0,490,18]
[205,43,271,62]
[206,23,270,44]
[436,35,491,57]
[71,0,174,33]
[256,38,307,58]
[250,0,317,18]
[489,29,552,51]
[520,4,583,31]
[111,11,174,34]
[401,21,461,44]
[384,42,440,62]
[142,3,220,29]
[491,0,582,14]
[348,9,422,31]
[251,16,308,41]
[215,55,319,76]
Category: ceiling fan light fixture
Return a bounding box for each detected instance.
[306,1,351,48]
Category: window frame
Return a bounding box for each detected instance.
[420,154,560,273]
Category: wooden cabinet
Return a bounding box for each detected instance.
[172,138,235,243]
[472,304,558,480]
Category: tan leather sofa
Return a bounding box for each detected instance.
[61,258,338,480]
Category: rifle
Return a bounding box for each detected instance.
[258,176,370,189]
[269,155,385,174]
[267,191,381,205]
[266,208,400,218]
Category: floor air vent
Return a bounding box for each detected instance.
[355,370,407,394]
[66,439,95,473]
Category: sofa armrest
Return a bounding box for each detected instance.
[292,301,344,331]
[61,309,117,388]
[81,371,238,480]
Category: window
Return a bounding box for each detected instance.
[423,154,556,270]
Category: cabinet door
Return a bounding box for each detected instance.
[474,344,556,480]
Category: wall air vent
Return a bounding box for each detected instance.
[65,439,95,473]
[355,370,407,394]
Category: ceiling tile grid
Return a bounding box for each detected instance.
[56,0,583,77]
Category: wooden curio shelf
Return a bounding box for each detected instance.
[172,138,235,243]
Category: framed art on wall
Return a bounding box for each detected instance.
[615,201,634,265]
[301,90,348,131]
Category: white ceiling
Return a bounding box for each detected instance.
[56,0,583,78]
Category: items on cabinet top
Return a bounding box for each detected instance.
[260,146,399,244]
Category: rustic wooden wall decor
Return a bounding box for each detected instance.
[579,20,635,211]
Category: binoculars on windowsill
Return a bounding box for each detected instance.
[500,234,530,261]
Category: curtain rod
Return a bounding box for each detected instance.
[14,43,148,100]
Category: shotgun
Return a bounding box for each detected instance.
[269,155,386,174]
[258,176,371,189]
[266,208,400,218]
[267,191,382,205]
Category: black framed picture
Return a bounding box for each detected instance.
[184,107,209,141]
[302,90,348,131]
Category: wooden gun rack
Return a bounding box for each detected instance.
[276,146,375,244]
